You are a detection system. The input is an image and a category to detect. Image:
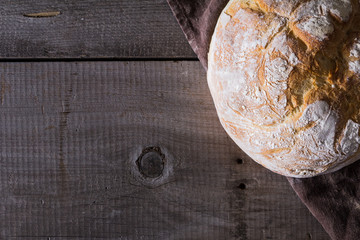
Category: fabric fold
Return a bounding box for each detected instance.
[167,0,228,70]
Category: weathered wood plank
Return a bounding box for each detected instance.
[0,0,196,59]
[0,61,328,239]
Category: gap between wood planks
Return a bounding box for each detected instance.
[0,57,199,62]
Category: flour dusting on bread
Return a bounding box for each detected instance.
[208,0,360,177]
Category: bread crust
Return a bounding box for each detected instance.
[208,0,360,177]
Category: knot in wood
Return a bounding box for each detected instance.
[136,147,165,178]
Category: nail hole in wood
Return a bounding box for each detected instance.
[236,158,243,164]
[238,183,246,190]
[136,147,165,178]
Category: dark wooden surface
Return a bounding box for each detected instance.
[0,0,195,59]
[0,1,329,239]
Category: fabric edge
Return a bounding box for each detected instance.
[166,0,206,69]
[287,177,336,240]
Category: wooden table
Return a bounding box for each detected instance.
[0,1,329,239]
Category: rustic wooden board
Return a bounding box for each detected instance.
[0,61,328,239]
[0,0,196,59]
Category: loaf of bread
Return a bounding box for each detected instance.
[208,0,360,177]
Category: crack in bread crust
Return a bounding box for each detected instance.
[208,0,360,177]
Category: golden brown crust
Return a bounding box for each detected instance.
[208,0,360,177]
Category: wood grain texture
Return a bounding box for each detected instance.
[0,61,328,239]
[0,0,196,59]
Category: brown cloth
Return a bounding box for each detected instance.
[167,0,360,239]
